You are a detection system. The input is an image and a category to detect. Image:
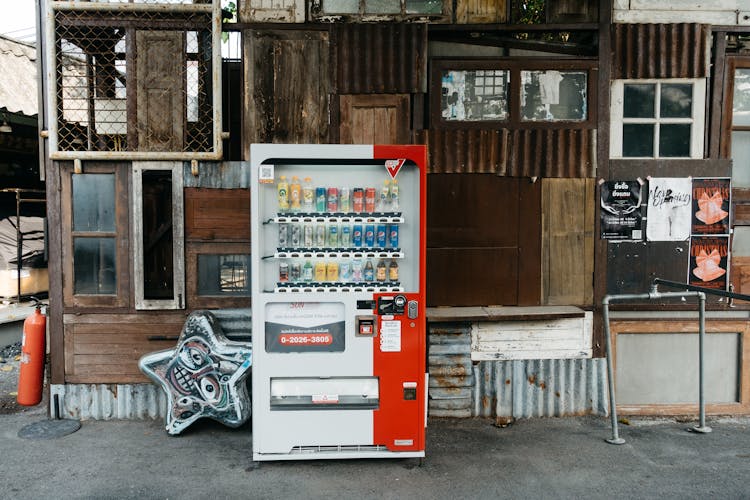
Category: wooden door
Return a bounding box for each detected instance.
[339,95,410,144]
[542,178,595,306]
[136,31,185,152]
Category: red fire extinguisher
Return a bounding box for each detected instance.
[17,302,46,406]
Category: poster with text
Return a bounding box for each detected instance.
[691,178,730,235]
[646,177,692,241]
[689,236,729,290]
[600,180,644,240]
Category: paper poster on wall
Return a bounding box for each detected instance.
[600,180,644,240]
[692,178,730,235]
[689,236,729,290]
[265,302,345,353]
[646,177,692,241]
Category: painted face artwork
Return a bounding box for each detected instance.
[139,311,252,435]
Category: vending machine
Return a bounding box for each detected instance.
[250,144,427,461]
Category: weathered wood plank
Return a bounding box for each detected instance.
[613,10,735,23]
[185,188,251,241]
[456,0,507,24]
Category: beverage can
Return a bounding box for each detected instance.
[341,225,351,247]
[278,223,289,248]
[352,188,364,213]
[328,224,339,248]
[376,224,386,248]
[290,262,301,282]
[326,261,339,282]
[315,187,326,212]
[389,224,399,248]
[315,223,326,247]
[314,261,326,281]
[340,187,351,213]
[352,225,363,247]
[364,224,375,247]
[290,224,301,248]
[365,187,376,213]
[279,261,289,282]
[327,187,339,213]
[303,224,313,247]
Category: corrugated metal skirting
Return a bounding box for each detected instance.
[428,322,608,419]
[50,384,167,421]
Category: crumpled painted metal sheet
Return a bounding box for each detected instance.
[0,36,38,116]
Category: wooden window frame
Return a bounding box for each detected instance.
[186,241,251,309]
[430,57,597,130]
[611,320,750,416]
[132,161,185,310]
[610,78,706,159]
[61,162,130,309]
[310,0,452,20]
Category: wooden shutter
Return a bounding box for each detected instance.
[136,31,185,152]
[339,94,410,144]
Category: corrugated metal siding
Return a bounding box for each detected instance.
[612,23,709,79]
[472,358,608,418]
[335,24,428,94]
[51,384,167,420]
[0,35,37,116]
[183,161,250,189]
[416,128,595,177]
[428,322,473,417]
[427,322,608,419]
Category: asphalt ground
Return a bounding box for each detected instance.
[1,403,750,499]
[2,348,750,499]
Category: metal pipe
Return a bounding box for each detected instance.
[45,0,58,155]
[51,151,223,161]
[602,288,709,444]
[690,292,712,434]
[52,2,213,14]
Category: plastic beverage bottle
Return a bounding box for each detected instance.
[327,261,339,282]
[289,176,302,212]
[314,261,326,281]
[388,260,399,281]
[376,259,387,281]
[302,177,314,212]
[303,260,313,282]
[379,180,390,211]
[390,179,399,210]
[363,259,375,281]
[277,175,289,212]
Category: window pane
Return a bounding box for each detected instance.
[623,123,654,157]
[441,70,508,121]
[659,124,691,157]
[365,0,400,13]
[731,131,750,188]
[406,0,442,14]
[73,173,115,232]
[198,254,251,296]
[660,83,692,118]
[142,170,174,300]
[322,0,358,13]
[74,237,116,294]
[623,84,655,118]
[733,69,750,126]
[521,70,587,121]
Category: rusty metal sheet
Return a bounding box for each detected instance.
[416,128,594,177]
[612,23,709,79]
[334,24,428,94]
[0,36,38,116]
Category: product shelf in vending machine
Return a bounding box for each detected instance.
[250,144,427,461]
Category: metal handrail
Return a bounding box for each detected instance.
[603,283,710,445]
